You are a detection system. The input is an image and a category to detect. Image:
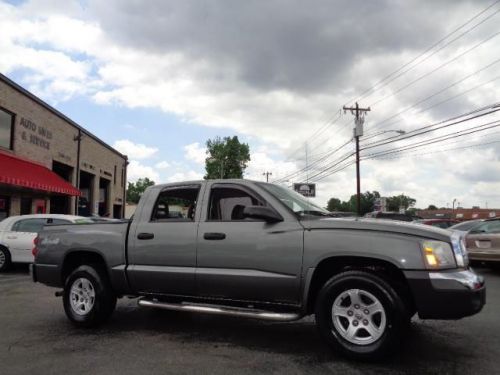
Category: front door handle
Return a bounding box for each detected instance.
[137,232,155,240]
[203,232,226,240]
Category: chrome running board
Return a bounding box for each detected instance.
[138,298,301,322]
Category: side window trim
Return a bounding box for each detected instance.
[150,184,201,223]
[206,184,268,222]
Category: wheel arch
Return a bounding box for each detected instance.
[304,255,415,315]
[61,249,109,285]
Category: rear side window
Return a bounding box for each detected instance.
[474,220,500,234]
[151,186,200,221]
[48,219,71,225]
[12,218,47,233]
[208,187,264,221]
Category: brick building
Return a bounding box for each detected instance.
[0,73,128,219]
[417,208,498,221]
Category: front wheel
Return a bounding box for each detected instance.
[63,265,117,327]
[315,270,410,360]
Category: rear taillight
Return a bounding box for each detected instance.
[32,236,39,258]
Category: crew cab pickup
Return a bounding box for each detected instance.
[32,180,486,359]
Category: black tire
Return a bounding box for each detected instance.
[63,265,117,327]
[0,247,12,272]
[315,270,410,361]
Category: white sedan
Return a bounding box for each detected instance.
[0,214,92,272]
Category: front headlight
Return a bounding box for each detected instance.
[421,240,456,269]
[451,231,469,268]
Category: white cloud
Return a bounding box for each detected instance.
[166,170,203,183]
[183,142,206,165]
[155,161,170,169]
[2,1,500,208]
[113,139,158,160]
[127,160,160,183]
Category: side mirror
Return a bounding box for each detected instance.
[242,206,283,223]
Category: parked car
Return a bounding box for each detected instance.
[414,219,460,229]
[464,218,500,266]
[0,214,92,271]
[364,211,417,222]
[32,180,485,360]
[327,211,357,218]
[449,219,486,232]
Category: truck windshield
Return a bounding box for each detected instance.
[258,183,329,219]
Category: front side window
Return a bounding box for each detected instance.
[0,108,14,150]
[258,183,329,219]
[12,218,47,233]
[208,187,264,221]
[151,186,200,221]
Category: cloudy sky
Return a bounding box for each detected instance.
[1,0,500,209]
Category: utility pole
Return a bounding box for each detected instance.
[343,102,371,216]
[262,171,273,182]
[305,142,309,183]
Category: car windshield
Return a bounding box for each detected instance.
[449,220,482,231]
[258,183,329,218]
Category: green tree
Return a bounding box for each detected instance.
[427,204,438,210]
[386,194,416,212]
[326,191,380,215]
[326,197,344,212]
[204,136,250,179]
[126,177,155,204]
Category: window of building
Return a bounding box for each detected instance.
[0,107,14,150]
[114,165,117,185]
[151,186,200,221]
[208,186,264,221]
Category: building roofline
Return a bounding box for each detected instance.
[0,72,127,160]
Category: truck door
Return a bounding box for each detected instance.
[196,183,304,304]
[127,184,202,296]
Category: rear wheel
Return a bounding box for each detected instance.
[0,247,11,272]
[315,270,410,360]
[63,265,116,327]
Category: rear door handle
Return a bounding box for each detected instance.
[203,232,226,240]
[137,232,155,240]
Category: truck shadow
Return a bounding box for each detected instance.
[92,303,471,370]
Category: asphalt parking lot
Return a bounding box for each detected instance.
[1,266,499,375]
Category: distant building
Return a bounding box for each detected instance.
[0,73,128,219]
[417,208,498,221]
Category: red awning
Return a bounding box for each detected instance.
[0,151,81,196]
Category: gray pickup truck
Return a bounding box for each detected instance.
[32,179,485,359]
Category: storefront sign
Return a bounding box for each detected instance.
[20,117,52,150]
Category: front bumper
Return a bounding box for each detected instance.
[404,268,485,320]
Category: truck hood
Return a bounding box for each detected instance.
[302,217,452,242]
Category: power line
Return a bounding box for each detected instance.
[365,58,500,133]
[368,30,500,108]
[273,138,353,183]
[348,0,500,105]
[308,111,500,182]
[312,125,500,181]
[361,104,500,150]
[364,137,500,161]
[361,119,500,159]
